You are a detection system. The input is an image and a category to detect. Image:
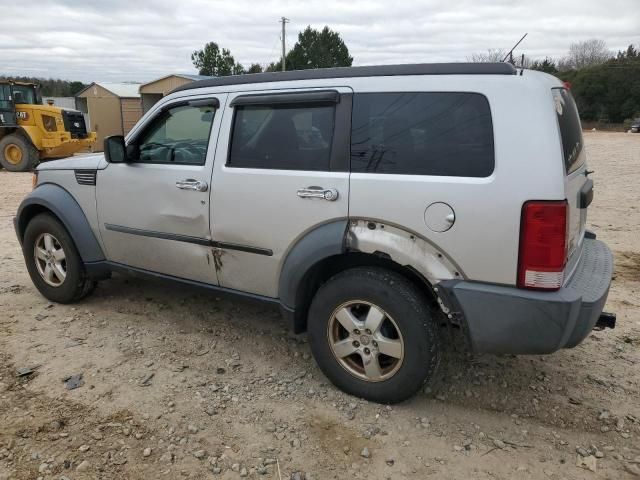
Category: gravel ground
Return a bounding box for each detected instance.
[0,131,639,480]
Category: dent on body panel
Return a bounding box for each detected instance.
[346,219,462,284]
[157,209,208,230]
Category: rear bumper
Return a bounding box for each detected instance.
[438,238,613,354]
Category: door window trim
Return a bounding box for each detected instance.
[230,90,340,107]
[226,90,351,172]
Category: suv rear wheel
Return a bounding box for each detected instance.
[307,267,440,404]
[23,213,95,303]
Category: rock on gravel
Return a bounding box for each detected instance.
[187,424,199,434]
[576,455,597,472]
[626,464,640,477]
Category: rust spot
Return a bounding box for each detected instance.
[212,248,224,273]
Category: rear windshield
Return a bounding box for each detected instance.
[552,88,584,174]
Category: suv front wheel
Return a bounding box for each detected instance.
[23,213,95,303]
[307,267,440,404]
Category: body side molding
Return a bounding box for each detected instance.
[104,223,273,256]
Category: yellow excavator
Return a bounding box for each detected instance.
[0,80,96,172]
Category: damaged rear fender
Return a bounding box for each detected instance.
[346,219,463,285]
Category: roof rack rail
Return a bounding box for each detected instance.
[173,62,517,93]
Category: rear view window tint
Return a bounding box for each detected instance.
[552,88,584,173]
[351,92,494,177]
[228,104,335,171]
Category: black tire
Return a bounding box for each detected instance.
[22,213,95,303]
[307,267,440,404]
[0,133,39,172]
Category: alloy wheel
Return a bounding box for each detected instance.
[34,233,67,287]
[327,300,404,382]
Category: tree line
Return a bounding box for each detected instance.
[470,40,640,125]
[191,26,353,76]
[0,75,86,97]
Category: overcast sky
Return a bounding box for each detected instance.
[1,0,639,83]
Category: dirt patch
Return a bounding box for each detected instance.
[615,251,640,283]
[0,353,159,480]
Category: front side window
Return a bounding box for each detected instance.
[228,104,335,171]
[135,103,216,165]
[351,92,494,177]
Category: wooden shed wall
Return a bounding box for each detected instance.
[120,98,143,135]
[139,76,193,95]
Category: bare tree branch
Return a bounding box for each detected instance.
[467,49,507,63]
[560,39,612,70]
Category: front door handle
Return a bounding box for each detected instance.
[297,186,339,201]
[176,179,208,192]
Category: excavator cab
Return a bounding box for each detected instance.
[0,81,40,125]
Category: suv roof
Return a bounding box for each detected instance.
[173,62,517,93]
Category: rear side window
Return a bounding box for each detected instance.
[351,92,494,177]
[552,88,584,173]
[228,104,335,171]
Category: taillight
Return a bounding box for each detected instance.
[517,200,568,290]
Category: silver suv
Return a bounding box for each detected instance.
[14,63,615,403]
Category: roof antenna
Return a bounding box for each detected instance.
[502,33,528,63]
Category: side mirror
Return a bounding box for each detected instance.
[103,135,126,163]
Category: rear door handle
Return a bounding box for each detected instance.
[297,186,339,201]
[176,179,208,192]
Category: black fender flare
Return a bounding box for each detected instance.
[278,220,348,316]
[14,183,105,263]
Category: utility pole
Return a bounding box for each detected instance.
[280,16,289,71]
